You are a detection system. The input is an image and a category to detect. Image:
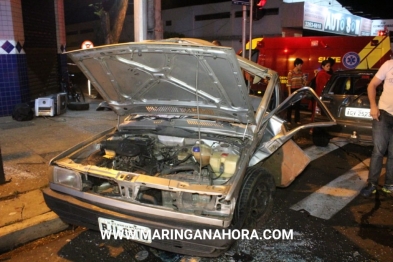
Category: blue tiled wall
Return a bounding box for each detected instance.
[0,54,30,117]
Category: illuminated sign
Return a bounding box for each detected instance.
[303,2,372,36]
[371,19,393,36]
[318,57,341,64]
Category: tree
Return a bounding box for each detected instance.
[90,0,128,44]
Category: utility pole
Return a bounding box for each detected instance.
[146,0,163,40]
[233,0,252,58]
[147,0,154,40]
[134,0,147,41]
[155,0,163,39]
[242,5,247,58]
[249,0,254,61]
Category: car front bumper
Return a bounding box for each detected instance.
[42,187,234,257]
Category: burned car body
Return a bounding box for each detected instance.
[314,69,382,146]
[43,39,335,257]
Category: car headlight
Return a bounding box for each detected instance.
[52,166,82,190]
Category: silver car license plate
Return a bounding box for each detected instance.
[98,217,152,243]
[345,107,371,119]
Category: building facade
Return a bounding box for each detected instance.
[0,0,66,117]
[66,0,382,51]
[1,0,390,116]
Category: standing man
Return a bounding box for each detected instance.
[287,58,305,125]
[360,59,393,197]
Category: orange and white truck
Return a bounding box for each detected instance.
[245,35,392,94]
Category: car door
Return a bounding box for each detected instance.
[236,55,337,188]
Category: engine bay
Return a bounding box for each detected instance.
[53,132,246,214]
[80,132,243,186]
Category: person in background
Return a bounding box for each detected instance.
[327,57,336,75]
[310,60,331,129]
[313,57,335,76]
[360,59,393,197]
[286,58,306,125]
[315,60,331,96]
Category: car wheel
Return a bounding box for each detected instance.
[233,166,275,230]
[67,102,90,111]
[312,127,330,147]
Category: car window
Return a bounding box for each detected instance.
[353,76,372,95]
[243,49,259,63]
[243,70,276,111]
[329,75,373,95]
[330,77,350,95]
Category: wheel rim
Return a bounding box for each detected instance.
[249,183,270,222]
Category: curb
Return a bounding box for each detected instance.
[0,211,69,253]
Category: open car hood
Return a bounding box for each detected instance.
[67,40,256,124]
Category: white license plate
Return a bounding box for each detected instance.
[344,107,371,119]
[98,217,152,243]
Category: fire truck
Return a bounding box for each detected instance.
[245,35,392,94]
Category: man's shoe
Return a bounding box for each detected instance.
[360,183,377,197]
[381,184,393,194]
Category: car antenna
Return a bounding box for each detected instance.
[195,55,203,177]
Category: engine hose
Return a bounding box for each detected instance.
[212,171,224,180]
[161,164,199,175]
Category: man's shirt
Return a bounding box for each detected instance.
[376,60,393,115]
[287,70,304,90]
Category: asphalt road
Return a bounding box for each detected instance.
[1,139,392,262]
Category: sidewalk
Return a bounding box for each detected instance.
[0,97,119,253]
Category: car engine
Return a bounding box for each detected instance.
[81,133,242,186]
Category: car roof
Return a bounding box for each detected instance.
[332,69,377,76]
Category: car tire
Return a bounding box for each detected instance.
[67,102,90,111]
[312,127,330,147]
[233,166,275,230]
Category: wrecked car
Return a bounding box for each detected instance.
[43,38,335,257]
